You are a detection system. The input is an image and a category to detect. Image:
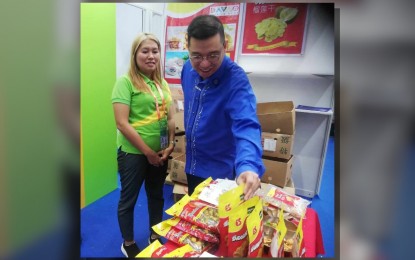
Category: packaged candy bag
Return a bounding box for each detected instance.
[247,199,264,258]
[164,244,202,257]
[165,194,219,233]
[165,217,219,243]
[263,203,279,248]
[216,184,245,257]
[227,196,260,257]
[290,216,305,257]
[136,240,174,258]
[198,178,239,206]
[270,208,287,257]
[152,220,212,252]
[190,177,213,199]
[263,186,311,219]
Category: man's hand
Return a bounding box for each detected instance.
[236,171,261,200]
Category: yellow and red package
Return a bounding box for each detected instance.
[136,240,175,257]
[270,208,288,257]
[227,196,260,257]
[165,216,219,243]
[263,203,279,249]
[264,186,310,219]
[165,194,219,233]
[247,199,264,258]
[164,244,202,257]
[190,177,213,199]
[291,216,305,257]
[216,185,245,257]
[152,220,212,252]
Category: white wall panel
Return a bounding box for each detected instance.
[116,3,144,78]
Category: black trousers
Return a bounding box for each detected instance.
[185,174,207,196]
[117,149,168,241]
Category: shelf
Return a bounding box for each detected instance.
[296,109,333,115]
[246,71,334,79]
[295,105,333,115]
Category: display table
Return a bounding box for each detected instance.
[263,208,325,257]
[163,207,325,257]
[300,207,325,257]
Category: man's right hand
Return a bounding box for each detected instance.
[236,171,261,200]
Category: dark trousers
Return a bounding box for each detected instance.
[117,149,168,241]
[63,165,80,260]
[186,173,207,196]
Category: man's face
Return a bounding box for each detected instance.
[188,33,226,79]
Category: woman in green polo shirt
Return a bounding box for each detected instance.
[112,33,175,258]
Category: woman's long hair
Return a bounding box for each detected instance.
[128,33,165,92]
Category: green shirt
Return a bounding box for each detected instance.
[111,74,172,154]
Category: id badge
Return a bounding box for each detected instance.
[159,120,168,149]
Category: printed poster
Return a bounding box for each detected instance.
[164,3,242,84]
[241,3,308,55]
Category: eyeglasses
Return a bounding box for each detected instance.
[189,53,221,63]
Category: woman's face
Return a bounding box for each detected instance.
[135,39,160,78]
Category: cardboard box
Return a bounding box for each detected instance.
[170,87,185,132]
[261,132,294,160]
[173,182,188,202]
[173,135,186,154]
[168,152,184,173]
[284,177,295,195]
[173,112,185,132]
[260,177,295,196]
[165,172,174,185]
[261,155,294,188]
[170,154,187,184]
[257,101,295,135]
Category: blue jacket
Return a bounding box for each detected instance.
[181,56,265,180]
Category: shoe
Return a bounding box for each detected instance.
[121,242,141,258]
[148,235,163,245]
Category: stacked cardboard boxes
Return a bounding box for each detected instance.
[167,134,189,201]
[166,134,187,182]
[170,87,185,133]
[172,182,188,203]
[170,153,187,185]
[170,151,188,201]
[165,89,189,199]
[257,101,296,189]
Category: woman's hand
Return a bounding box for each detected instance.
[145,150,163,167]
[160,144,174,162]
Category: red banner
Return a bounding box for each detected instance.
[241,3,308,55]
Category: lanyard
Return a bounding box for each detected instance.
[146,82,166,121]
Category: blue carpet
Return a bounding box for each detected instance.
[310,137,335,257]
[81,184,174,258]
[81,137,335,258]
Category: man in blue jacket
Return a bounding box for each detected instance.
[181,15,265,200]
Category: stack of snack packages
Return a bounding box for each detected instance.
[217,181,311,258]
[137,177,221,257]
[216,185,263,257]
[138,177,310,258]
[257,183,310,257]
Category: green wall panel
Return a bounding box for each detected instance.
[81,3,117,206]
